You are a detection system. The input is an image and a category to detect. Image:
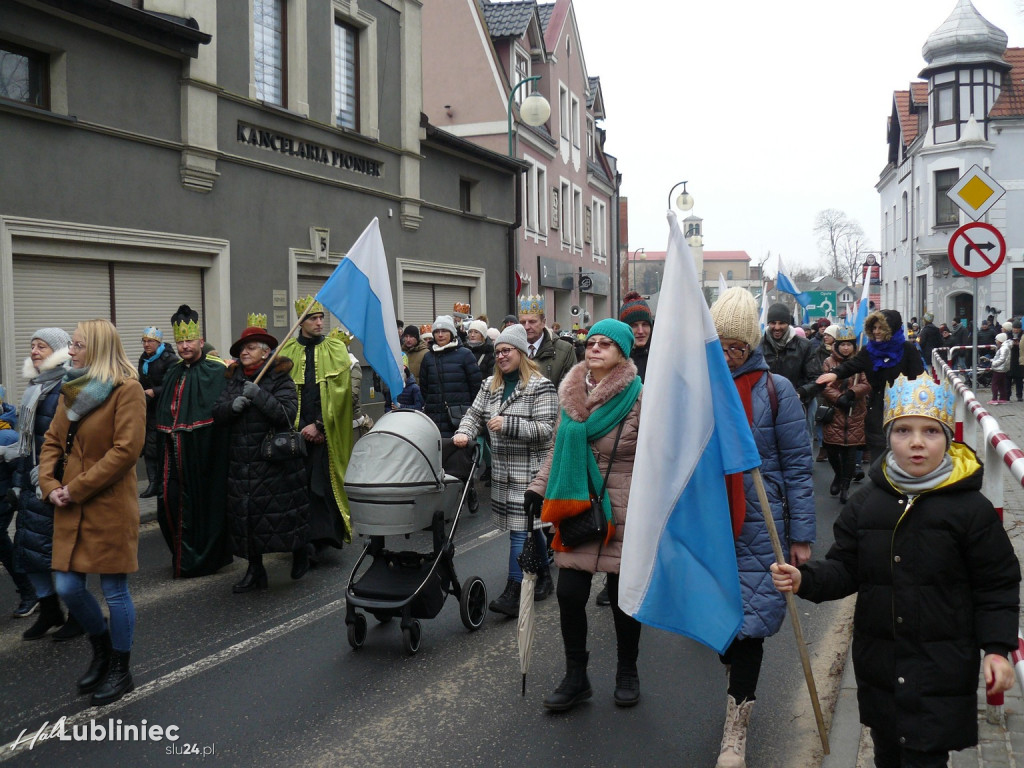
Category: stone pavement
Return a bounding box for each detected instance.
[824,396,1024,768]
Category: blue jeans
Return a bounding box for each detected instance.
[27,570,55,599]
[508,529,549,583]
[55,571,134,652]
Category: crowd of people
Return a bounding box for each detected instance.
[0,288,1019,768]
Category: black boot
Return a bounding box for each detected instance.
[488,579,520,617]
[139,483,158,499]
[467,484,479,514]
[91,650,134,706]
[613,662,640,707]
[543,652,592,711]
[291,544,311,580]
[534,568,554,602]
[77,631,111,694]
[595,578,610,606]
[52,613,85,642]
[839,480,851,504]
[829,474,840,496]
[22,594,65,641]
[233,559,268,593]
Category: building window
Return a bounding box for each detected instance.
[586,117,595,159]
[570,94,580,148]
[727,270,734,280]
[459,178,477,213]
[935,84,955,124]
[524,158,548,235]
[560,180,571,245]
[572,186,583,249]
[0,42,48,109]
[935,169,959,227]
[592,200,607,258]
[334,19,358,129]
[901,192,908,241]
[559,86,569,141]
[514,48,530,105]
[254,0,286,105]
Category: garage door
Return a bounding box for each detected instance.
[113,263,204,364]
[401,282,471,328]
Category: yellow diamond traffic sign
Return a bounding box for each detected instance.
[947,164,1005,221]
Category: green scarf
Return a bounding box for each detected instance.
[541,376,641,547]
[61,367,116,422]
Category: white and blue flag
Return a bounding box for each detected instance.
[775,256,811,308]
[853,276,872,345]
[618,212,762,655]
[315,218,405,397]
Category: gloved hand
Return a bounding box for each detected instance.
[242,381,261,400]
[231,396,250,413]
[5,488,19,508]
[0,442,19,463]
[523,490,544,520]
[797,382,821,404]
[29,466,38,487]
[836,391,856,413]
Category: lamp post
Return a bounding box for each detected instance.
[507,76,551,156]
[667,180,694,213]
[631,247,645,293]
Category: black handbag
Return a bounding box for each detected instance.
[558,420,625,549]
[814,404,835,424]
[260,429,307,462]
[53,421,81,483]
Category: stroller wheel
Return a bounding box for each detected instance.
[347,613,367,650]
[372,612,393,624]
[460,576,487,631]
[402,620,421,655]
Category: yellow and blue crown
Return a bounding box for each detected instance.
[295,295,325,317]
[518,294,543,315]
[883,373,955,430]
[246,312,268,330]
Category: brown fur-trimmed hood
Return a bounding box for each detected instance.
[864,311,892,341]
[558,358,638,421]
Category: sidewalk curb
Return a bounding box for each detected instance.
[821,642,862,768]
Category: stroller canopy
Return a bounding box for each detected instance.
[346,409,443,490]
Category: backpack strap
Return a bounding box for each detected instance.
[764,371,779,425]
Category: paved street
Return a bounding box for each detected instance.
[0,458,853,767]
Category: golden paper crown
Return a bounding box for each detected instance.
[328,327,353,345]
[419,323,433,337]
[518,294,543,315]
[246,312,268,330]
[172,319,201,342]
[295,295,325,317]
[883,373,955,430]
[453,302,471,315]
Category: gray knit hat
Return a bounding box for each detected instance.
[432,315,457,335]
[31,327,71,353]
[495,323,529,355]
[710,288,761,349]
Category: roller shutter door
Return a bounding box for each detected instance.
[113,263,203,364]
[402,282,433,328]
[10,257,111,401]
[434,285,471,320]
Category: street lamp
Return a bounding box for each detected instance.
[507,76,551,156]
[631,247,646,292]
[667,181,694,213]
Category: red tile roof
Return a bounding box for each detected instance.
[991,47,1024,117]
[704,250,750,262]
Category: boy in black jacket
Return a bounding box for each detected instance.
[772,373,1020,767]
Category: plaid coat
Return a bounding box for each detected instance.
[455,372,558,531]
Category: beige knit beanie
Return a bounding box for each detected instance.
[711,287,760,349]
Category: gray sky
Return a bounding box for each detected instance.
[572,0,1022,275]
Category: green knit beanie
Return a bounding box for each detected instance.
[587,318,634,358]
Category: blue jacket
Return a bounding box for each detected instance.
[733,349,816,639]
[418,344,483,438]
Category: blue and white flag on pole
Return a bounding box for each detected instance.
[775,256,811,308]
[618,212,762,655]
[853,277,872,345]
[315,218,405,397]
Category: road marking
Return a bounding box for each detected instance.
[0,532,501,760]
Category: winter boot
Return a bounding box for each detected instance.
[467,484,479,514]
[22,594,65,641]
[90,650,134,706]
[613,662,640,707]
[595,580,611,606]
[488,579,521,617]
[828,474,840,496]
[52,613,85,642]
[839,480,851,505]
[716,695,754,768]
[543,652,592,711]
[77,631,112,694]
[534,568,554,602]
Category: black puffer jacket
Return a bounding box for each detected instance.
[917,322,942,367]
[468,339,495,379]
[138,346,178,419]
[760,330,820,390]
[418,344,482,438]
[213,359,309,556]
[12,372,64,574]
[797,447,1020,752]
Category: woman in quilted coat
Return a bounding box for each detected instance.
[710,288,815,768]
[213,325,310,594]
[452,324,558,617]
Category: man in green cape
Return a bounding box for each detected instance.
[155,304,232,578]
[278,297,353,556]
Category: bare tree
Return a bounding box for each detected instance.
[813,209,866,284]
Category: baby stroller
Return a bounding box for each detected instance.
[343,410,487,655]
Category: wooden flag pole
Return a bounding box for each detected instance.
[252,302,315,385]
[751,467,830,755]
